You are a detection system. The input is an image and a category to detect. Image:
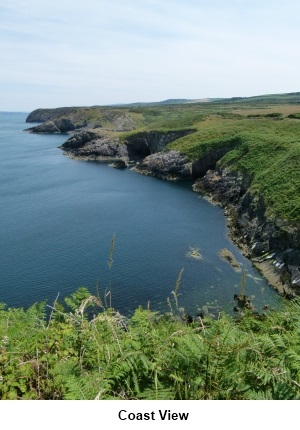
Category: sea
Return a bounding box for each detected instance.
[0,112,281,317]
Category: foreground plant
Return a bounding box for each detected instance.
[0,288,299,400]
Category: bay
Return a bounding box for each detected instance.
[0,112,280,316]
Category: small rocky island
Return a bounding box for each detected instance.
[25,95,300,296]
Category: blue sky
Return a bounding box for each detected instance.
[1,0,300,111]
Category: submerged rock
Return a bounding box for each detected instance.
[218,248,241,270]
[186,247,202,261]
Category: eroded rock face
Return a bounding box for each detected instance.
[193,168,253,205]
[61,134,128,161]
[132,150,192,179]
[61,129,195,178]
[26,118,87,134]
[26,121,61,133]
[126,130,195,161]
[76,137,128,159]
[61,131,102,149]
[191,137,242,178]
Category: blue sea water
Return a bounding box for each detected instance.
[0,112,280,316]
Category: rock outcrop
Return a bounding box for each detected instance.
[132,150,192,180]
[61,133,128,162]
[26,118,87,134]
[27,121,61,134]
[60,129,195,178]
[61,131,102,149]
[125,130,195,160]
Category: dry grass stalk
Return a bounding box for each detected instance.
[108,233,116,270]
[47,292,60,329]
[77,295,103,316]
[172,268,184,309]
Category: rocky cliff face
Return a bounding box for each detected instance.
[60,132,128,161]
[132,150,192,180]
[193,168,300,295]
[61,129,195,179]
[125,130,194,160]
[26,118,87,134]
[191,138,241,178]
[61,131,102,149]
[124,130,194,179]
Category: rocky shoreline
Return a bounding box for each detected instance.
[26,114,300,297]
[61,135,300,297]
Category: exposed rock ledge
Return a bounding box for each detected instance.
[60,133,128,163]
[26,118,88,134]
[193,168,300,296]
[60,129,194,179]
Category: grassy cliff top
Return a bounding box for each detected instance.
[27,93,300,222]
[123,96,300,223]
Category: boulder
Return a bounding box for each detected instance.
[113,159,127,169]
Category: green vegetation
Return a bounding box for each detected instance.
[136,104,300,223]
[1,288,300,400]
[116,95,300,222]
[28,92,300,222]
[166,116,300,221]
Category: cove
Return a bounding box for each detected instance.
[0,113,280,316]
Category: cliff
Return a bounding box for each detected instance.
[26,107,79,123]
[25,107,138,134]
[60,128,195,177]
[25,95,300,294]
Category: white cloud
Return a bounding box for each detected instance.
[1,0,300,110]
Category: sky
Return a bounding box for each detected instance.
[1,0,300,111]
